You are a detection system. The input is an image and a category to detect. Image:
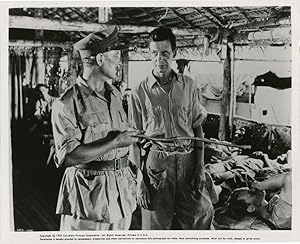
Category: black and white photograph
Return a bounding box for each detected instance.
[1,1,300,243]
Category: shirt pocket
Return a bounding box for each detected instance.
[178,106,192,126]
[79,112,110,142]
[144,105,164,134]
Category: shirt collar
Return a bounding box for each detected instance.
[76,75,116,100]
[147,69,181,88]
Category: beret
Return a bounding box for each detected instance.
[74,25,119,59]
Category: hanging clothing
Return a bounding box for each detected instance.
[9,50,24,120]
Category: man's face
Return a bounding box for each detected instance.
[236,187,266,210]
[101,50,122,79]
[149,40,175,78]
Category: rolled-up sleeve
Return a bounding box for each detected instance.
[51,99,82,167]
[191,85,207,128]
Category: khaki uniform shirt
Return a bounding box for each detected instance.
[52,77,128,167]
[51,77,136,223]
[129,70,207,143]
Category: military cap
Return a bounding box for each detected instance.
[74,25,119,59]
[149,27,176,50]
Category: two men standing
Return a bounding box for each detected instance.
[51,25,213,231]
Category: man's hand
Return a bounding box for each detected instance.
[137,138,153,151]
[137,179,151,209]
[190,167,205,192]
[111,130,140,148]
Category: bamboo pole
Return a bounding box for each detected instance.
[134,134,251,150]
[229,43,235,138]
[34,9,45,86]
[219,37,231,141]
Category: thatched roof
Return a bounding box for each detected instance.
[9,6,291,47]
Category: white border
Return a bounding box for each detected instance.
[1,1,300,243]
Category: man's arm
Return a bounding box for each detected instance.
[64,130,139,167]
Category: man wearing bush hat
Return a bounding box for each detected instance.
[51,26,141,230]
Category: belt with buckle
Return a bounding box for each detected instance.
[76,156,129,171]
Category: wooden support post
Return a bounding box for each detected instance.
[36,47,45,86]
[68,48,80,86]
[229,43,235,138]
[34,9,45,86]
[98,7,112,23]
[34,9,44,41]
[47,47,62,96]
[219,38,231,141]
[121,49,129,88]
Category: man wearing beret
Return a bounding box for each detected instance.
[51,26,141,230]
[128,27,214,230]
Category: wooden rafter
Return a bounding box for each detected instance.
[119,9,157,26]
[235,7,251,23]
[87,8,98,19]
[235,17,290,32]
[119,9,138,24]
[48,8,68,21]
[53,9,73,21]
[10,6,291,32]
[71,8,93,22]
[140,8,163,26]
[192,7,224,29]
[44,9,76,40]
[9,15,205,36]
[111,17,122,25]
[202,7,226,28]
[168,8,193,28]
